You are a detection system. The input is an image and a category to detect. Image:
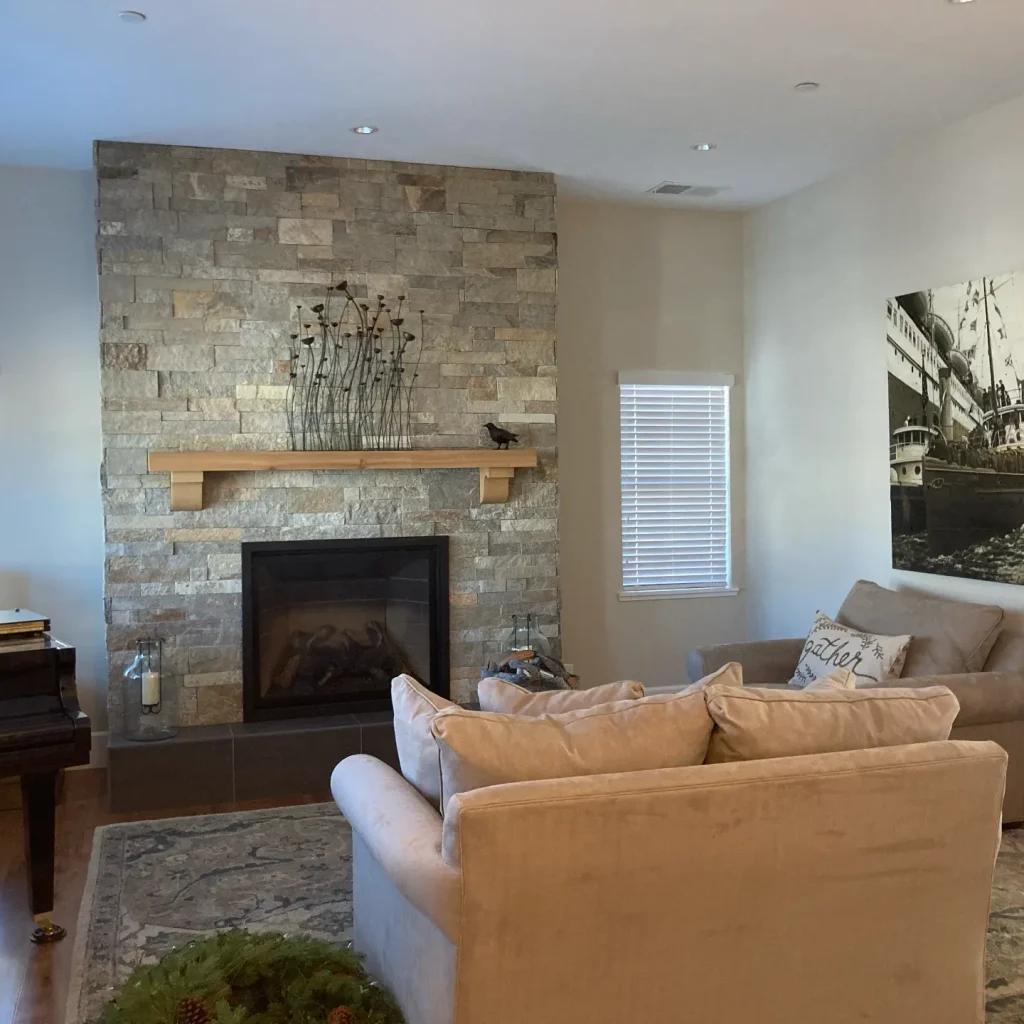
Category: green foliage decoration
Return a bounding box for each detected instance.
[93,930,405,1024]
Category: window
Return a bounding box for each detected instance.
[619,372,735,600]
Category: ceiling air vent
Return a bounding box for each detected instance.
[649,182,692,195]
[647,182,727,199]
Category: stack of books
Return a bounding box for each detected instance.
[0,609,50,639]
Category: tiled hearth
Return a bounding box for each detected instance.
[98,141,561,805]
[107,713,399,812]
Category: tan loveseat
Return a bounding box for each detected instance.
[332,740,1005,1024]
[689,579,1024,821]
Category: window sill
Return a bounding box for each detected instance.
[618,587,739,603]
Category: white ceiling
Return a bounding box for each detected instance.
[4,0,1024,207]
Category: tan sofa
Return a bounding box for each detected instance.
[688,580,1024,822]
[332,740,1005,1024]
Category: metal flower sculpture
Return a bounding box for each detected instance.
[286,282,424,451]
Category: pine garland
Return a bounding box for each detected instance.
[94,930,404,1024]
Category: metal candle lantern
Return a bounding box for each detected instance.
[123,638,177,741]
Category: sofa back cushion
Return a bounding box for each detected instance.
[478,677,645,715]
[391,674,453,807]
[704,684,960,763]
[431,689,716,810]
[836,580,1003,676]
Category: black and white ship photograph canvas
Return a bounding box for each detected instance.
[889,269,1024,584]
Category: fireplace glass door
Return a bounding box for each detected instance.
[242,537,449,720]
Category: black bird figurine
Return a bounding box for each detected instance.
[484,422,519,449]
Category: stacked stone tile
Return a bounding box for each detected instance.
[96,141,559,727]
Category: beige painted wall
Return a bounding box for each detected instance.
[745,91,1024,641]
[557,200,746,688]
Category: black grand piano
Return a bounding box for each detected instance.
[0,610,91,943]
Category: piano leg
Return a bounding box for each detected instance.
[20,771,66,944]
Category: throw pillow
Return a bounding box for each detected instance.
[430,689,715,811]
[391,673,453,807]
[704,684,959,764]
[477,677,645,715]
[790,611,911,688]
[679,661,744,694]
[804,668,857,691]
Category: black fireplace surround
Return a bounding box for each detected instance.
[242,537,449,721]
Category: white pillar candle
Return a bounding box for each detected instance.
[142,669,161,707]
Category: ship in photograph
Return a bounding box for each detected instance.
[923,444,1024,556]
[886,293,982,539]
[889,422,938,535]
[888,271,1024,584]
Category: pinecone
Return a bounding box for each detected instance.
[175,996,212,1024]
[328,1007,357,1024]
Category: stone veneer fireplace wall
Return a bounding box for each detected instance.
[96,141,559,731]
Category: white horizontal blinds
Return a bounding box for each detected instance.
[620,380,731,593]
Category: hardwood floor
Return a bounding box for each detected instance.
[0,769,319,1024]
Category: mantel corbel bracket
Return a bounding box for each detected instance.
[169,471,204,511]
[479,466,516,504]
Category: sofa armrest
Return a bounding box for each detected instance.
[331,754,461,940]
[867,671,1024,728]
[686,638,805,685]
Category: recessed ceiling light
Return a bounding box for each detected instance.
[117,10,147,21]
[794,81,821,92]
[948,0,975,4]
[691,143,716,152]
[350,125,378,135]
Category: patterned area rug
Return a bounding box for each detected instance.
[987,829,1024,1020]
[67,804,1024,1023]
[66,803,351,1024]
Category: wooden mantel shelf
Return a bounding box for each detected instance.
[147,448,539,510]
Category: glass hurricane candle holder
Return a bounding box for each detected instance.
[123,638,177,741]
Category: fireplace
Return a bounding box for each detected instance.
[241,537,449,721]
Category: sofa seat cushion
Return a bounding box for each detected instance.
[790,611,911,687]
[704,684,960,763]
[837,580,1004,676]
[431,666,741,809]
[391,674,454,808]
[477,677,644,715]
